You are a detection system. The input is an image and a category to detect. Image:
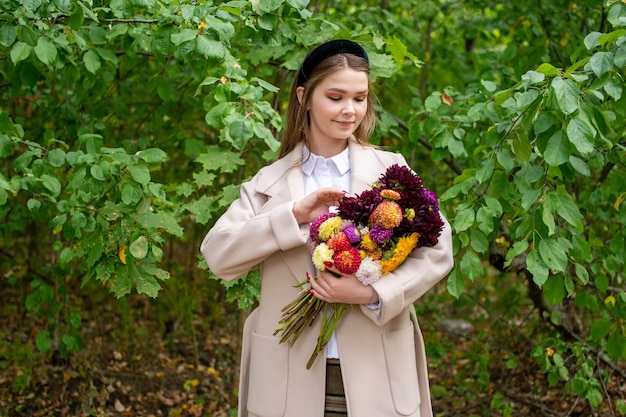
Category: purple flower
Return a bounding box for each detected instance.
[423,188,439,212]
[310,212,336,244]
[369,225,394,244]
[343,225,361,244]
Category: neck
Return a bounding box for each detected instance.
[309,138,349,159]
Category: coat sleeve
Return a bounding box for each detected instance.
[361,213,454,326]
[200,174,308,282]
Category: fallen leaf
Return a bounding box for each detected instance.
[114,399,125,412]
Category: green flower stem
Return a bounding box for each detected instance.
[306,303,346,369]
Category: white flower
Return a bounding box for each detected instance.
[355,257,382,285]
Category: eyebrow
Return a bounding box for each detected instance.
[325,87,369,94]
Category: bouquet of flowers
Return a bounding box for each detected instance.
[274,164,444,368]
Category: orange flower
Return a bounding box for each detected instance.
[369,201,403,229]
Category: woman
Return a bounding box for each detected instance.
[201,39,454,417]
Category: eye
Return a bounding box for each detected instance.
[327,95,341,101]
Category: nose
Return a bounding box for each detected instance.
[342,100,356,115]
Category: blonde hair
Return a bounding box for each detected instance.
[279,53,376,158]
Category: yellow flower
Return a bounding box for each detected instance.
[381,233,419,274]
[360,232,378,252]
[318,217,343,241]
[312,243,333,271]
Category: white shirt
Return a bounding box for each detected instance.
[301,146,351,359]
[300,146,380,358]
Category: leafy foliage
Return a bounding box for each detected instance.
[1,0,625,414]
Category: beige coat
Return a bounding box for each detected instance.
[201,139,454,417]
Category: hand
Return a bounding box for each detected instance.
[308,267,379,305]
[293,187,346,224]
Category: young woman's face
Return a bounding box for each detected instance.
[298,67,369,155]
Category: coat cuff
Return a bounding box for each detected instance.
[270,201,308,250]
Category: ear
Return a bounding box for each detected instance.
[296,86,305,105]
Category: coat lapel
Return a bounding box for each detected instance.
[348,139,385,194]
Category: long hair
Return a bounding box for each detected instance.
[279,53,376,158]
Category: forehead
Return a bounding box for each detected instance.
[316,67,369,92]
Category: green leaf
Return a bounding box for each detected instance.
[121,182,142,206]
[137,212,184,237]
[459,250,483,281]
[34,37,57,66]
[496,149,515,172]
[48,148,66,167]
[615,42,626,68]
[603,78,622,101]
[568,155,590,176]
[90,165,106,181]
[527,250,549,286]
[10,42,33,64]
[551,77,579,116]
[453,208,475,232]
[171,29,197,45]
[0,25,17,48]
[27,198,41,211]
[475,157,494,183]
[543,275,565,306]
[62,333,82,351]
[36,329,52,353]
[137,148,167,164]
[195,147,244,172]
[606,331,626,361]
[196,36,226,59]
[555,193,582,227]
[541,200,556,235]
[287,0,309,9]
[17,25,38,46]
[511,131,532,163]
[589,51,613,78]
[535,63,558,77]
[134,273,161,298]
[566,117,595,156]
[184,195,215,225]
[84,50,101,74]
[543,130,569,167]
[504,240,529,268]
[538,238,568,272]
[258,0,284,13]
[41,174,62,196]
[470,229,489,253]
[574,263,589,285]
[446,269,464,299]
[128,164,151,184]
[69,7,85,30]
[520,189,541,210]
[129,236,149,259]
[583,31,602,50]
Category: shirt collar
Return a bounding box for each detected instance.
[301,146,351,176]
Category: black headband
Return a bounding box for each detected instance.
[296,39,369,87]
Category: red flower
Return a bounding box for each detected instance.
[333,247,362,275]
[327,232,352,251]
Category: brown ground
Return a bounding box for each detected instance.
[0,277,623,417]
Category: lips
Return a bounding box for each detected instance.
[335,120,354,127]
